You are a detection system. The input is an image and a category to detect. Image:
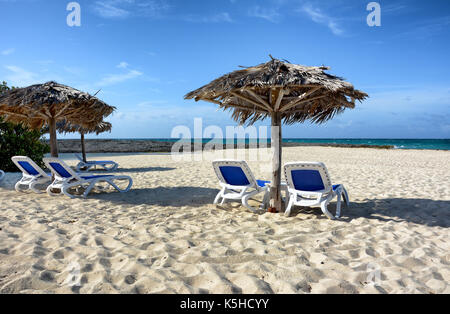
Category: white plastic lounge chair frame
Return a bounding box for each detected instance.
[212,160,271,213]
[0,170,4,182]
[43,157,132,198]
[11,156,52,193]
[75,154,119,172]
[284,162,349,220]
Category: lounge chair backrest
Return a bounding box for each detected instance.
[284,162,332,192]
[11,156,48,177]
[213,160,257,187]
[43,158,80,180]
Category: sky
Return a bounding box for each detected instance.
[0,0,449,139]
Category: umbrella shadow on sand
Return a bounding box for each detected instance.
[289,198,449,227]
[90,186,219,207]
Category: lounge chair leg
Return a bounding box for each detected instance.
[107,178,133,193]
[62,186,76,199]
[242,194,258,213]
[335,192,342,219]
[30,181,45,194]
[15,180,27,193]
[342,187,350,206]
[320,199,336,220]
[47,185,62,197]
[214,188,224,205]
[219,188,228,205]
[82,181,97,198]
[261,190,270,210]
[284,195,295,217]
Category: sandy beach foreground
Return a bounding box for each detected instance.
[0,147,449,294]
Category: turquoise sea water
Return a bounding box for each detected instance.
[129,138,450,151]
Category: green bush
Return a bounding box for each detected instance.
[0,82,50,172]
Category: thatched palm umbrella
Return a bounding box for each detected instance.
[0,81,115,157]
[53,120,112,163]
[185,57,368,213]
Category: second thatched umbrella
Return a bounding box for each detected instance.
[0,81,115,157]
[53,120,112,163]
[185,57,368,213]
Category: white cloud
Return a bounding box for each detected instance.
[137,100,169,107]
[63,66,84,76]
[92,0,169,19]
[93,1,130,18]
[97,69,143,86]
[117,61,129,69]
[183,12,233,23]
[248,6,281,23]
[4,65,38,86]
[299,3,344,36]
[1,48,15,55]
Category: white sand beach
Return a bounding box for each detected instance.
[0,147,449,294]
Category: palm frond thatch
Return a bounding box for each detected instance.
[0,81,115,129]
[0,81,115,157]
[185,58,368,125]
[55,120,112,135]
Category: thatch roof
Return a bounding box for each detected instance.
[185,57,368,124]
[55,120,112,135]
[0,81,115,129]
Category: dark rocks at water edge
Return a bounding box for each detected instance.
[43,139,394,153]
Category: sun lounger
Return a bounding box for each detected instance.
[43,157,132,198]
[11,156,52,193]
[212,160,272,212]
[283,162,349,219]
[75,153,119,172]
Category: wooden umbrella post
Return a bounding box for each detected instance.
[48,117,59,158]
[80,132,87,162]
[270,111,283,213]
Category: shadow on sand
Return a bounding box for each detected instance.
[290,198,450,227]
[91,186,219,207]
[83,166,176,173]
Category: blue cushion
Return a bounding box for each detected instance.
[333,184,341,191]
[219,166,250,186]
[291,170,325,191]
[81,175,113,180]
[257,180,270,187]
[18,161,39,176]
[49,162,72,178]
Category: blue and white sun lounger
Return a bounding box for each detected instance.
[75,154,119,172]
[11,156,52,193]
[283,162,349,220]
[44,157,132,198]
[212,160,271,213]
[0,170,5,182]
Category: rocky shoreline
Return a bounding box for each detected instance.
[44,139,395,153]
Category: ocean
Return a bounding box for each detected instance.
[127,138,450,151]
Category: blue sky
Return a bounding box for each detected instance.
[1,0,449,139]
